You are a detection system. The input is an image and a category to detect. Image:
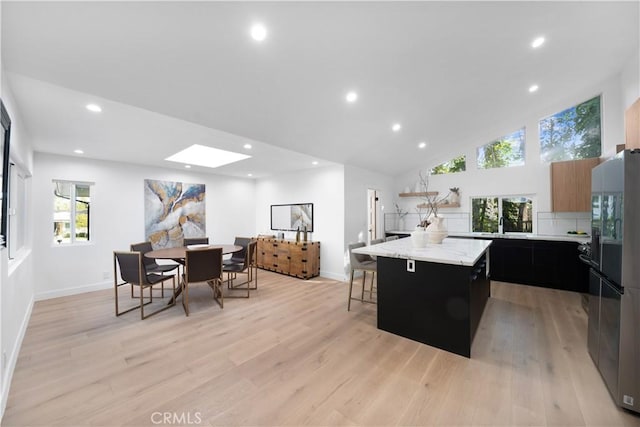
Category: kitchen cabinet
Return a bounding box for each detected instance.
[551,158,600,212]
[488,238,589,292]
[625,97,640,149]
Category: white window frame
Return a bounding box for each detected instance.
[53,180,94,245]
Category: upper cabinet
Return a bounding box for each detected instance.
[625,97,640,149]
[551,158,600,212]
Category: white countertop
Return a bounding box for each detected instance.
[385,230,589,244]
[353,237,491,266]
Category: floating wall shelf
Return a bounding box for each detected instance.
[417,202,461,209]
[399,191,439,197]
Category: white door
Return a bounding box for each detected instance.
[367,189,379,242]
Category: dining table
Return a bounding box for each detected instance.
[145,244,243,304]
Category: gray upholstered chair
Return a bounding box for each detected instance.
[130,241,178,297]
[113,251,176,320]
[371,238,385,245]
[347,242,377,311]
[182,247,224,316]
[385,235,399,241]
[183,237,209,246]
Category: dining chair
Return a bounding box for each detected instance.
[385,235,399,241]
[370,238,385,245]
[347,242,377,311]
[184,237,210,246]
[130,241,179,297]
[182,247,223,316]
[113,251,176,320]
[223,240,258,296]
[223,237,251,266]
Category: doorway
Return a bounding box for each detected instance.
[367,189,380,243]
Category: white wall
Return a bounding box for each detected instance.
[394,72,627,233]
[0,74,36,418]
[32,153,256,299]
[621,50,640,109]
[344,163,394,232]
[255,165,345,281]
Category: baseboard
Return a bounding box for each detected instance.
[319,270,347,282]
[0,295,34,421]
[35,280,112,301]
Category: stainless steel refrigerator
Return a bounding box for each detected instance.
[588,149,640,413]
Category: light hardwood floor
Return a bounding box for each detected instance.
[2,271,640,427]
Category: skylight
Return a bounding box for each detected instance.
[165,144,251,169]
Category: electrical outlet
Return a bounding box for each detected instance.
[623,395,634,406]
[407,259,415,272]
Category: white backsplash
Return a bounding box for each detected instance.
[386,211,590,236]
[537,211,591,235]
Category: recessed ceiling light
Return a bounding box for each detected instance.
[392,123,402,132]
[166,144,251,169]
[531,36,545,48]
[418,142,427,149]
[529,84,539,93]
[184,165,191,169]
[243,143,252,149]
[73,149,84,154]
[312,161,319,165]
[346,91,358,103]
[86,103,102,113]
[251,23,267,42]
[247,173,253,177]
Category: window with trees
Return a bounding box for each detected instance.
[430,155,466,175]
[53,180,92,244]
[472,196,533,233]
[539,95,601,162]
[476,128,525,169]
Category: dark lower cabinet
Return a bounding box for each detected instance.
[488,238,589,293]
[377,254,490,358]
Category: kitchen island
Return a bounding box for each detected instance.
[353,237,492,357]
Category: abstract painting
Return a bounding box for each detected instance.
[144,179,206,248]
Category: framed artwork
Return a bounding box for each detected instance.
[270,203,314,232]
[144,179,205,248]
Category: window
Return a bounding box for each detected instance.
[53,181,92,244]
[472,196,533,233]
[8,163,29,259]
[476,128,525,169]
[430,155,466,175]
[539,95,601,162]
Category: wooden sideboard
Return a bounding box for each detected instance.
[256,238,320,279]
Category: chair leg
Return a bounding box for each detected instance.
[361,271,366,301]
[210,279,224,309]
[182,276,190,316]
[369,272,375,299]
[348,269,355,311]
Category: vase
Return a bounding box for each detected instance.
[411,226,428,248]
[449,193,460,205]
[426,216,448,244]
[398,217,405,231]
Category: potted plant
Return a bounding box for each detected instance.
[449,187,460,204]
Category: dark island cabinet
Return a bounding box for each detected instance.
[488,238,588,293]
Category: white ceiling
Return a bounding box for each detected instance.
[2,1,638,178]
